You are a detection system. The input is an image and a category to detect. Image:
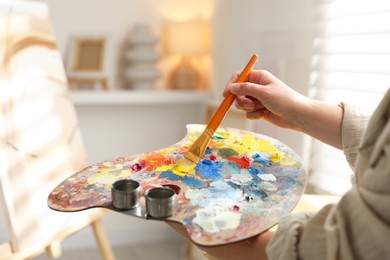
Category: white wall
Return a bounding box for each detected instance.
[211,0,314,159]
[0,0,315,250]
[43,0,314,97]
[42,0,315,156]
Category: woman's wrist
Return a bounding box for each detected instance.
[295,99,343,149]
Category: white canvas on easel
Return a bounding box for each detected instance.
[0,1,114,258]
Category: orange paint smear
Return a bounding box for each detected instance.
[144,153,166,171]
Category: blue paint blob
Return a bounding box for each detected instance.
[243,185,268,200]
[202,160,212,165]
[204,147,213,155]
[227,181,241,190]
[160,170,182,181]
[248,166,264,179]
[183,177,207,189]
[252,153,272,166]
[196,160,222,179]
[183,217,194,225]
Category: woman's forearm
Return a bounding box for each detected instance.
[294,99,344,149]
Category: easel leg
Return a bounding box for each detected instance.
[45,240,62,258]
[91,220,115,260]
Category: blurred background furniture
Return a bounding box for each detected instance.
[66,35,109,91]
[0,1,114,259]
[163,20,209,90]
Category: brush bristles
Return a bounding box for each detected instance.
[184,128,213,163]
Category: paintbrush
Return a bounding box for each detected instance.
[181,54,259,168]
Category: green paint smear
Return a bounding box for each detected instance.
[213,131,230,139]
[218,148,239,159]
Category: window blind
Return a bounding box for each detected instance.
[307,0,390,195]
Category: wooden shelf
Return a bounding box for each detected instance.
[70,90,210,106]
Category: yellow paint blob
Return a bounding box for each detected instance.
[216,134,278,155]
[155,164,174,172]
[172,158,197,177]
[279,153,297,166]
[270,152,280,163]
[255,139,277,153]
[271,151,297,166]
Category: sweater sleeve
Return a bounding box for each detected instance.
[265,212,313,260]
[338,103,371,170]
[266,90,390,260]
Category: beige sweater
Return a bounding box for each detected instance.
[266,89,390,260]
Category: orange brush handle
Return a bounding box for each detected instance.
[207,54,259,132]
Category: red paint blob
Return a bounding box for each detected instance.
[227,155,251,169]
[163,158,175,165]
[209,155,217,161]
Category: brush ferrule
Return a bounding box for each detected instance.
[204,128,213,138]
[184,152,201,164]
[185,127,214,163]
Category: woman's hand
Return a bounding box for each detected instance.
[224,70,344,149]
[166,221,272,260]
[224,70,309,130]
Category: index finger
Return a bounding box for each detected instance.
[223,71,240,96]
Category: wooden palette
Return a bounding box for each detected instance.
[48,124,306,246]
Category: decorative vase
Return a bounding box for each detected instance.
[124,24,161,90]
